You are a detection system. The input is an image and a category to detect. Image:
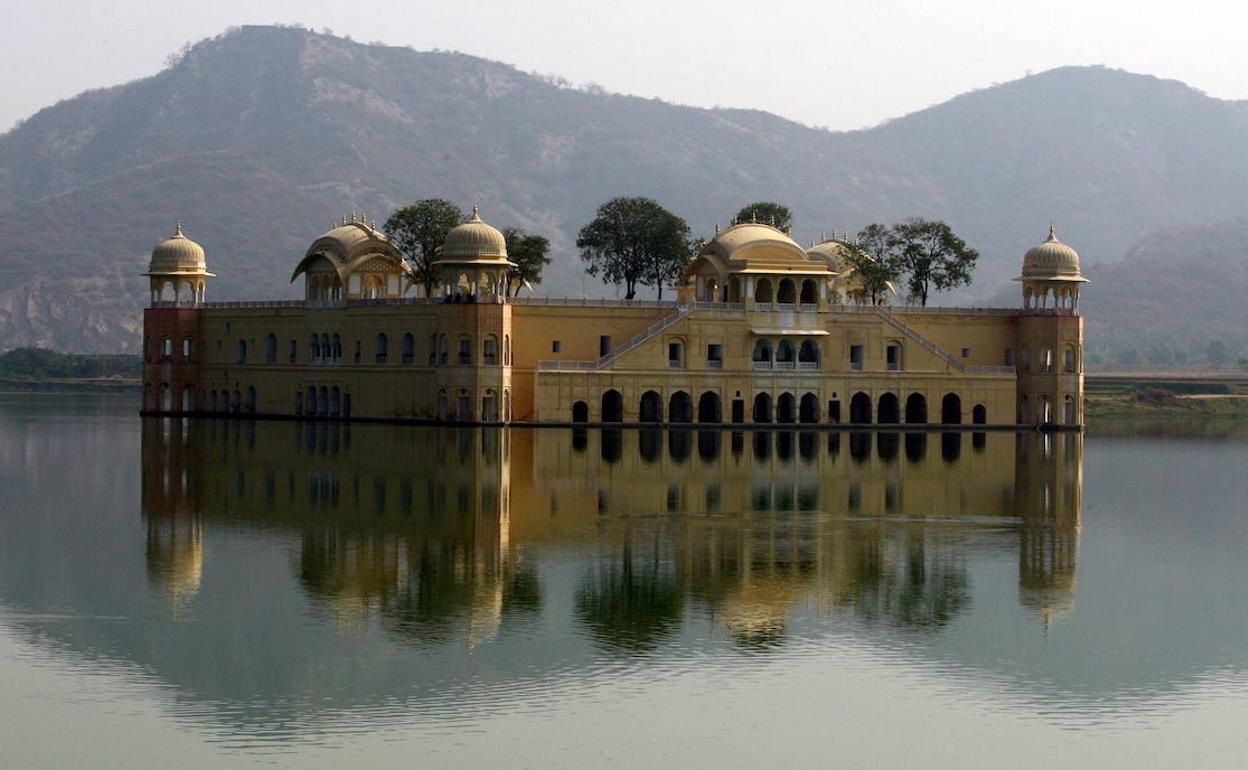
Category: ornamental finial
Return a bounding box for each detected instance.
[1048,222,1057,241]
[174,222,184,237]
[470,203,481,221]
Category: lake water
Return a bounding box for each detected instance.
[1,393,1246,768]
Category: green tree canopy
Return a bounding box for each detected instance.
[576,197,692,300]
[501,227,552,297]
[847,227,903,306]
[384,199,463,294]
[734,201,793,231]
[891,218,979,306]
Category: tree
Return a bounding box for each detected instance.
[501,228,551,297]
[384,200,463,295]
[844,235,901,306]
[890,219,979,306]
[576,197,692,300]
[734,201,793,231]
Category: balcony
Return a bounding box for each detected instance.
[752,361,773,371]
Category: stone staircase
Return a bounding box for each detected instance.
[597,303,693,368]
[871,307,968,372]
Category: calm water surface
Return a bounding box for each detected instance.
[1,393,1246,768]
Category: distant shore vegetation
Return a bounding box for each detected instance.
[0,348,139,381]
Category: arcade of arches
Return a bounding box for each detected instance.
[572,388,988,426]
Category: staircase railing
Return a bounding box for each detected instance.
[597,303,693,368]
[872,307,967,372]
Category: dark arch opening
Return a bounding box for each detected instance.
[798,393,820,424]
[669,391,693,423]
[777,278,796,304]
[905,393,928,424]
[754,278,773,303]
[697,391,721,423]
[601,390,624,423]
[850,392,872,424]
[572,401,589,423]
[639,390,663,423]
[753,393,773,423]
[800,279,817,305]
[776,393,796,424]
[877,392,900,424]
[941,393,962,424]
[972,404,987,425]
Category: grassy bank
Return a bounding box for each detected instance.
[1086,390,1248,420]
[0,347,140,392]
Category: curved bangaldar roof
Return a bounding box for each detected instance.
[692,222,833,278]
[290,217,411,283]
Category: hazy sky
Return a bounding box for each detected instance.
[3,0,1245,132]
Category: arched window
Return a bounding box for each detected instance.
[753,393,773,423]
[669,391,693,423]
[332,334,342,361]
[429,333,439,365]
[798,340,819,368]
[905,393,927,423]
[309,334,320,362]
[697,391,721,423]
[752,339,772,365]
[850,392,872,424]
[601,390,624,422]
[245,386,256,413]
[1063,396,1076,425]
[941,393,962,424]
[972,404,987,425]
[777,279,796,304]
[182,338,193,362]
[572,401,589,423]
[799,393,820,424]
[307,386,318,416]
[236,339,247,364]
[321,334,331,362]
[457,336,472,366]
[1063,345,1077,373]
[640,391,663,423]
[754,278,773,304]
[776,340,795,364]
[799,279,817,305]
[161,337,173,361]
[375,333,389,364]
[265,333,277,364]
[776,392,796,423]
[402,332,415,364]
[295,390,303,416]
[504,334,511,365]
[439,334,449,365]
[1040,347,1053,373]
[330,387,341,417]
[877,392,900,424]
[483,335,498,365]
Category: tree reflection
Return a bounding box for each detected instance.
[575,539,683,653]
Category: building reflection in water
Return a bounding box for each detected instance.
[142,419,1082,651]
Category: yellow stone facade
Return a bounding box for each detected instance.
[142,213,1086,427]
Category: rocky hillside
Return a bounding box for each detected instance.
[0,25,1245,352]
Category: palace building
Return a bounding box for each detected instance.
[141,209,1086,427]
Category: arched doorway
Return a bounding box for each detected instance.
[941,393,962,424]
[601,390,624,422]
[776,392,796,423]
[777,278,796,304]
[850,392,872,424]
[799,393,820,424]
[905,393,927,423]
[1062,396,1075,425]
[877,392,900,424]
[669,391,693,423]
[329,386,340,416]
[639,390,663,423]
[753,393,773,423]
[697,391,721,423]
[973,404,987,425]
[571,401,589,423]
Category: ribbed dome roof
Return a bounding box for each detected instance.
[1021,226,1084,280]
[439,206,507,260]
[148,224,208,275]
[806,238,853,273]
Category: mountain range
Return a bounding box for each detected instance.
[0,24,1244,358]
